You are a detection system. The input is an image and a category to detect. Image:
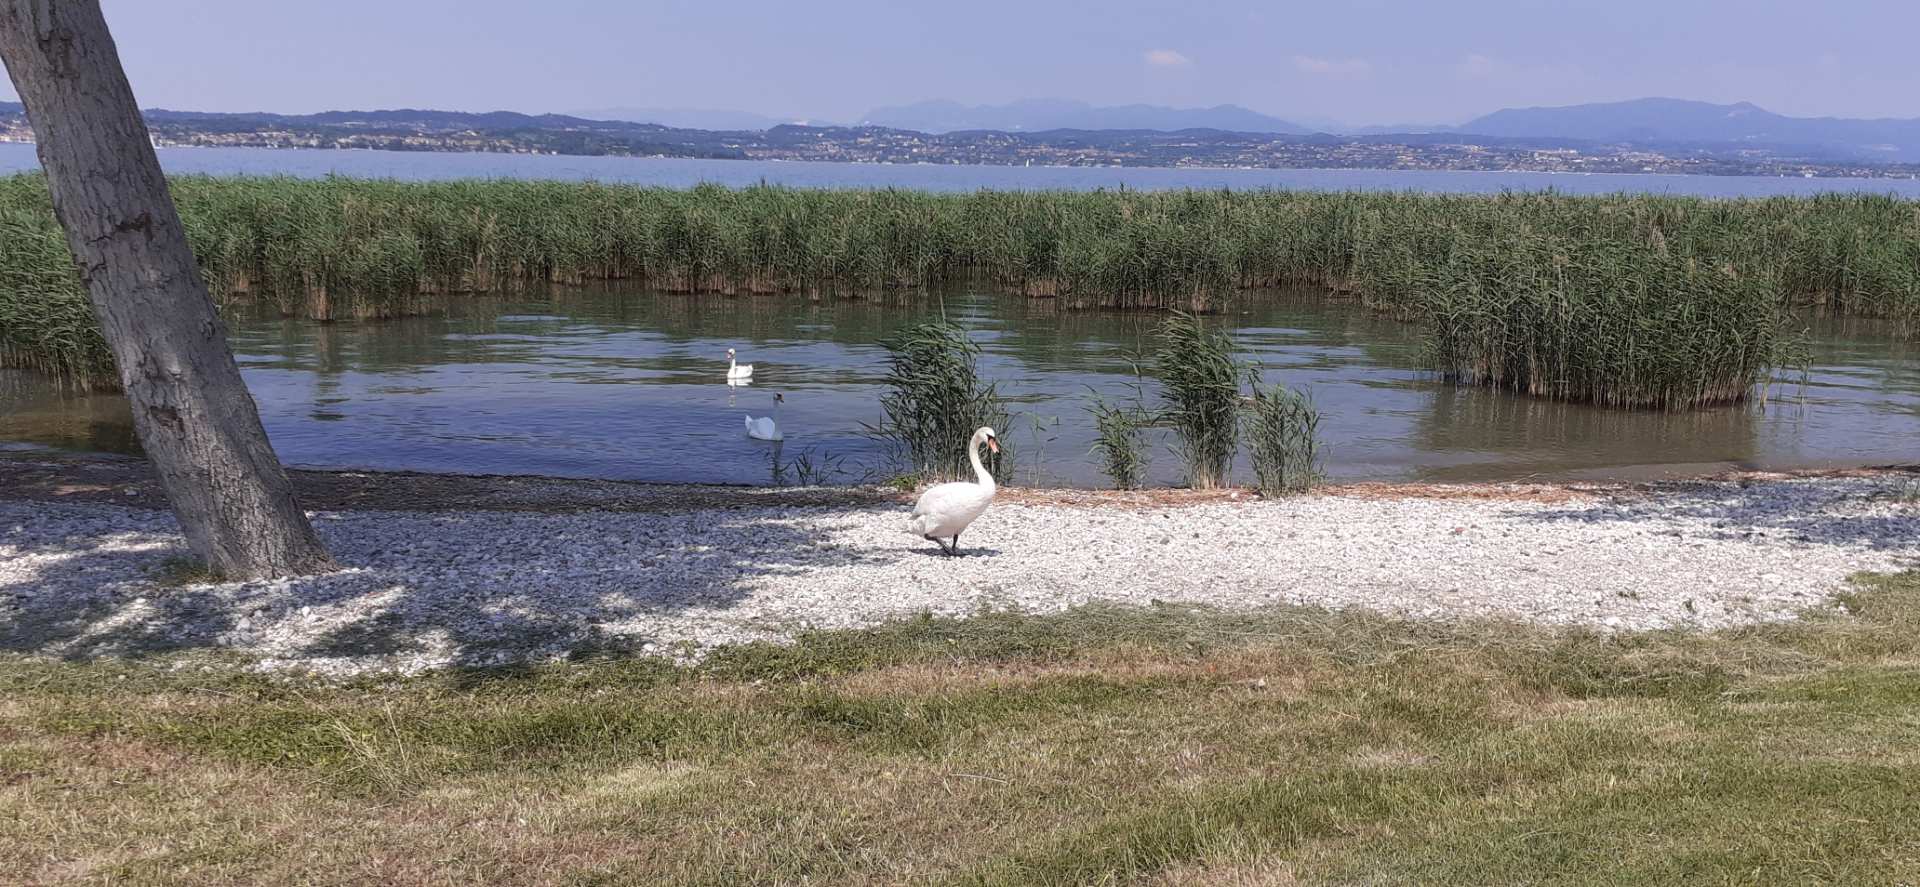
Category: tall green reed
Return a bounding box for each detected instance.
[0,188,112,386]
[1087,396,1150,490]
[875,320,1011,484]
[1246,384,1321,496]
[1154,312,1243,489]
[0,174,1903,407]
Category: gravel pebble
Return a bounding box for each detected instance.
[3,476,1915,676]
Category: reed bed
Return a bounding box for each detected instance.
[0,177,113,385]
[1420,235,1791,408]
[1,173,1912,405]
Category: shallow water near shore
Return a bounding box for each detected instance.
[3,288,1918,487]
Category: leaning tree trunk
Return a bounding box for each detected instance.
[0,0,333,577]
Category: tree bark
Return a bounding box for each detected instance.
[0,0,333,577]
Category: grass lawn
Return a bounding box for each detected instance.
[4,573,1919,885]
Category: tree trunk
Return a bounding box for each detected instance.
[0,0,333,578]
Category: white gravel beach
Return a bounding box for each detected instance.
[3,474,1916,676]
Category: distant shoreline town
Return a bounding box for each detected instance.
[4,100,1920,179]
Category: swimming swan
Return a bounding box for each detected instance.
[745,393,783,441]
[726,348,754,380]
[904,426,1000,556]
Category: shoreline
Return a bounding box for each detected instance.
[5,452,1917,677]
[4,449,1917,514]
[12,141,1920,187]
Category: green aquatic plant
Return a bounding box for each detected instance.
[1246,383,1321,496]
[874,320,1011,484]
[784,447,847,487]
[0,174,1900,408]
[1155,312,1244,489]
[0,194,113,386]
[1086,370,1154,491]
[1421,235,1795,409]
[1087,398,1150,491]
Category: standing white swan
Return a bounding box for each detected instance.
[904,426,1000,557]
[745,393,784,441]
[725,348,754,380]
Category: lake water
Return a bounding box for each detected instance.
[4,289,1917,487]
[5,141,1920,197]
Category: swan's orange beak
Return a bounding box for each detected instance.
[987,438,1001,454]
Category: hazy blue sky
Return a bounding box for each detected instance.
[3,1,1915,126]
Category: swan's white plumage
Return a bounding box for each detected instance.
[904,427,999,553]
[744,392,783,441]
[726,348,754,380]
[745,413,781,441]
[904,479,993,537]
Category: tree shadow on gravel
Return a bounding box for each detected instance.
[0,519,233,659]
[1514,481,1920,557]
[1,503,900,670]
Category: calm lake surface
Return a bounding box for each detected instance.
[5,141,1920,197]
[4,289,1917,487]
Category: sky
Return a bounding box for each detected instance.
[2,1,1916,127]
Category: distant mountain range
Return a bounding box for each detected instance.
[859,99,1311,134]
[572,107,835,131]
[856,97,1920,160]
[1460,97,1920,162]
[142,106,664,133]
[551,96,1920,163]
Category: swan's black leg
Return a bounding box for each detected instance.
[950,531,963,556]
[925,534,952,556]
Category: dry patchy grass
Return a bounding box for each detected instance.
[4,576,1920,885]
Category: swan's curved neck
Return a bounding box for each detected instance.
[969,432,996,490]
